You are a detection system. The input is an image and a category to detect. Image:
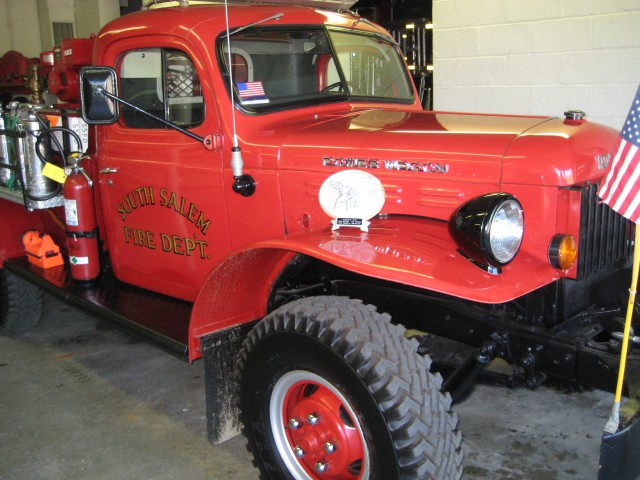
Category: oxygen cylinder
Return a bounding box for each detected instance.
[63,155,100,282]
[0,114,11,186]
[15,107,58,198]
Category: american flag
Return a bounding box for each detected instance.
[598,84,640,223]
[237,81,265,99]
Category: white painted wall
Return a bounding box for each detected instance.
[0,0,42,57]
[0,1,8,55]
[0,0,119,58]
[76,0,120,39]
[432,0,640,130]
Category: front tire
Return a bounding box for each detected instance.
[237,296,463,479]
[0,269,44,334]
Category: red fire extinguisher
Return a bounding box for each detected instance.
[63,154,101,282]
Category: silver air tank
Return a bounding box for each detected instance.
[14,105,57,199]
[0,114,12,186]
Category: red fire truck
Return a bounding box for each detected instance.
[1,1,638,478]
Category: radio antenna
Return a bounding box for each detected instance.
[224,0,256,196]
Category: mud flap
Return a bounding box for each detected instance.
[599,414,640,480]
[201,322,255,445]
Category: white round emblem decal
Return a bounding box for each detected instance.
[318,170,386,231]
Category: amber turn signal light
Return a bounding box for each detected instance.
[548,234,577,270]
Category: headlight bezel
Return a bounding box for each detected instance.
[449,193,524,272]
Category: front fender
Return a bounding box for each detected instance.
[189,216,560,361]
[189,248,296,361]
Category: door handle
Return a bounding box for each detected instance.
[100,167,119,174]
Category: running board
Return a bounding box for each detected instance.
[4,257,191,360]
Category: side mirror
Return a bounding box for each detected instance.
[79,66,119,124]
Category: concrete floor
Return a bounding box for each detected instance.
[0,294,617,480]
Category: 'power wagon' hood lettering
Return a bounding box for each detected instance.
[322,156,449,174]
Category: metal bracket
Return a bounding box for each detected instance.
[441,340,497,403]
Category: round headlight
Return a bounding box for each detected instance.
[449,193,524,270]
[488,198,524,264]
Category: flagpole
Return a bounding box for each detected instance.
[604,222,640,435]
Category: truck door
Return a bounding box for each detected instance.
[98,47,230,302]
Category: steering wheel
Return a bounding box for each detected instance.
[321,81,352,93]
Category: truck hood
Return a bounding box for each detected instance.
[278,109,548,183]
[277,108,617,187]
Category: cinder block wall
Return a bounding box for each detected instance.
[432,0,640,130]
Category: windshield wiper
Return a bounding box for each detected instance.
[352,16,376,29]
[223,13,284,37]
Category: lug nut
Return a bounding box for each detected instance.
[315,461,328,473]
[307,413,319,425]
[324,441,336,453]
[294,446,305,458]
[288,418,302,429]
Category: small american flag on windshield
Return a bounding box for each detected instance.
[237,81,265,98]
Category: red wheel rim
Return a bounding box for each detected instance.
[270,370,370,479]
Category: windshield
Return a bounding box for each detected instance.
[220,27,414,111]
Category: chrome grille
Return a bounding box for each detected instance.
[577,183,634,279]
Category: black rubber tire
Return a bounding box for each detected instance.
[236,296,463,479]
[0,269,44,335]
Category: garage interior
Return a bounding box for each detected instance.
[1,1,640,479]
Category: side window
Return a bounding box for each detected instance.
[119,49,204,129]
